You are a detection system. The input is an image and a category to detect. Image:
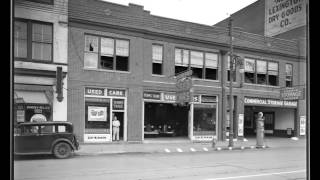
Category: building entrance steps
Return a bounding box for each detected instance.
[75,137,306,156]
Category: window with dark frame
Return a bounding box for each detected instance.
[84,35,129,72]
[286,63,293,87]
[14,19,53,62]
[268,62,279,86]
[256,60,267,85]
[244,58,255,83]
[152,45,163,75]
[174,48,218,80]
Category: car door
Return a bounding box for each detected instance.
[36,125,57,152]
[14,125,41,153]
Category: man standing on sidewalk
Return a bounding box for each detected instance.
[112,115,121,141]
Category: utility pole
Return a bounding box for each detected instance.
[228,17,234,148]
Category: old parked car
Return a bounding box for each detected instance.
[14,121,80,159]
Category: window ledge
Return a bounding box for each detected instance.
[83,68,131,74]
[151,74,165,77]
[193,78,220,83]
[243,83,280,88]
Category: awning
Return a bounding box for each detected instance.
[14,91,49,104]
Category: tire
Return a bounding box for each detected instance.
[53,142,72,159]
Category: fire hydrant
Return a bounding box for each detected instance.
[256,112,265,148]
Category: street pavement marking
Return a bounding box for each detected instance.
[205,169,306,180]
[203,147,208,151]
[190,148,196,152]
[250,146,255,149]
[176,148,183,152]
[164,148,170,153]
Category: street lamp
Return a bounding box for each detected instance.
[228,17,234,148]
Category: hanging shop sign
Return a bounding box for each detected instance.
[112,99,125,110]
[88,106,107,121]
[193,95,200,103]
[85,87,105,96]
[280,87,305,100]
[265,0,306,37]
[25,104,51,122]
[84,134,111,143]
[244,97,297,107]
[143,92,161,100]
[299,115,306,136]
[238,114,244,136]
[107,89,126,97]
[201,95,217,103]
[163,93,176,102]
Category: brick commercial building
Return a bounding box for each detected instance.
[68,0,306,143]
[14,0,69,124]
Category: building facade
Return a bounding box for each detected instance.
[14,0,68,124]
[68,0,306,143]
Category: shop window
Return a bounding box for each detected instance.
[268,62,279,86]
[244,58,255,83]
[175,49,189,75]
[84,35,129,71]
[85,102,110,134]
[152,45,163,75]
[286,64,293,87]
[14,19,53,62]
[205,53,218,80]
[227,56,236,82]
[256,60,267,85]
[193,105,216,135]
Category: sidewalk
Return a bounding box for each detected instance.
[75,137,306,156]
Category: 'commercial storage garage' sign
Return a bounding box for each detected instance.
[265,0,306,37]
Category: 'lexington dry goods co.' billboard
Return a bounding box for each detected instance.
[265,0,306,37]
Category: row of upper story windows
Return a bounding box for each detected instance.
[13,24,294,88]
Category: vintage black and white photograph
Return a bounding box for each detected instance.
[11,0,309,179]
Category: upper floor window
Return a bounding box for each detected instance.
[244,58,278,86]
[285,64,293,87]
[84,35,129,72]
[152,45,163,75]
[14,20,53,62]
[26,0,54,5]
[174,48,218,80]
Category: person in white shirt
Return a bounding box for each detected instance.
[112,116,121,141]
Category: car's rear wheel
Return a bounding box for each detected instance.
[53,142,72,159]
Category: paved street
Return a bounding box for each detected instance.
[14,141,306,180]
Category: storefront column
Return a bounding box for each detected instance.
[220,50,228,141]
[236,95,245,139]
[127,87,143,142]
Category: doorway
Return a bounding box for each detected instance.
[112,112,124,140]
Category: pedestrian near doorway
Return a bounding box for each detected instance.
[112,115,120,141]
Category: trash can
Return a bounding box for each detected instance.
[286,128,293,137]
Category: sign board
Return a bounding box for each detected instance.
[85,87,105,96]
[192,135,214,141]
[238,114,244,136]
[265,0,306,37]
[244,97,297,107]
[176,91,193,105]
[163,93,176,102]
[299,115,306,135]
[201,95,217,103]
[88,106,107,121]
[30,114,47,122]
[280,87,304,100]
[143,92,161,100]
[84,134,111,143]
[112,99,124,110]
[107,89,126,97]
[193,95,200,103]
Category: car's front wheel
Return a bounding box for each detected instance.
[53,142,72,159]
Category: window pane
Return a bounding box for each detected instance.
[152,45,163,63]
[245,72,255,83]
[190,51,203,68]
[14,21,27,39]
[58,125,66,133]
[14,39,27,58]
[32,42,52,61]
[175,66,188,75]
[175,49,182,64]
[152,63,162,75]
[286,64,293,76]
[245,58,255,72]
[84,52,98,68]
[268,75,278,86]
[227,56,231,70]
[116,40,129,56]
[256,60,267,74]
[191,67,203,78]
[268,62,278,71]
[85,35,98,52]
[205,68,217,80]
[257,74,267,84]
[286,80,292,87]
[32,23,52,43]
[116,56,129,71]
[183,50,189,65]
[40,125,55,133]
[100,55,113,70]
[101,38,114,56]
[205,53,218,68]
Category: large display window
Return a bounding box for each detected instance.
[85,99,110,134]
[193,104,216,136]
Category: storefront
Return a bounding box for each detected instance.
[84,87,127,143]
[14,90,52,124]
[142,91,218,142]
[243,97,298,137]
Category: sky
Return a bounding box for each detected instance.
[102,0,258,26]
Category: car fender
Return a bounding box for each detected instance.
[51,138,76,152]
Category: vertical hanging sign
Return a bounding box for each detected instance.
[300,115,306,135]
[238,114,244,136]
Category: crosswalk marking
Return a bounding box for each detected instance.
[176,148,183,152]
[190,148,196,152]
[164,148,170,153]
[203,147,208,151]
